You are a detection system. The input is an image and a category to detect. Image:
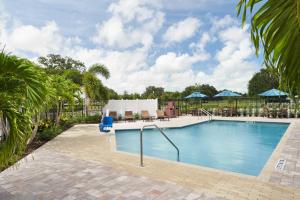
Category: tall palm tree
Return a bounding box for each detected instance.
[237,0,300,91]
[82,64,110,115]
[0,52,47,169]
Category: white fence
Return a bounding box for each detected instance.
[102,99,158,118]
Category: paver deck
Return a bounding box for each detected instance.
[1,116,300,199]
[0,149,223,200]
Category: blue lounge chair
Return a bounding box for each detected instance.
[99,116,113,132]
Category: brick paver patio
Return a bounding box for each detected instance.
[268,122,300,187]
[0,149,224,200]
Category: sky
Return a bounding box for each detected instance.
[0,0,262,93]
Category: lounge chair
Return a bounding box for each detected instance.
[156,110,169,121]
[99,116,113,132]
[278,108,288,118]
[109,111,118,121]
[222,108,229,117]
[141,110,151,121]
[230,108,237,116]
[263,107,273,118]
[125,111,134,121]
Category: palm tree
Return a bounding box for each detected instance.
[47,75,80,125]
[0,52,47,169]
[82,64,110,115]
[237,0,300,90]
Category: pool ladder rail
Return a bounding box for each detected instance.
[199,108,213,121]
[140,124,180,167]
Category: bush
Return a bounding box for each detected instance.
[37,126,63,141]
[83,115,101,123]
[38,119,52,133]
[134,113,140,120]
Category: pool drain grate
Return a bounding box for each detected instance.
[275,159,286,170]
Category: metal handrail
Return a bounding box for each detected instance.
[200,108,213,120]
[140,124,180,167]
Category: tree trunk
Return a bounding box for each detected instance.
[55,101,61,125]
[0,114,9,141]
[27,113,40,144]
[85,97,90,116]
[0,116,5,141]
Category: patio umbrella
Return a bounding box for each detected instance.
[259,88,289,105]
[258,88,288,97]
[185,92,207,114]
[214,90,241,97]
[185,92,207,99]
[214,90,241,111]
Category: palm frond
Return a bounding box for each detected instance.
[237,0,300,90]
[88,64,110,79]
[0,51,48,169]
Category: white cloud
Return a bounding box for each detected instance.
[162,0,231,10]
[0,0,259,94]
[152,52,208,73]
[190,32,212,52]
[195,18,258,92]
[163,17,201,44]
[1,20,80,56]
[92,0,164,49]
[123,15,257,93]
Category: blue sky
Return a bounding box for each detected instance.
[0,0,262,93]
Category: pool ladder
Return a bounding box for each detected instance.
[140,124,180,167]
[199,108,213,121]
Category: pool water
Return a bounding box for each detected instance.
[115,120,289,176]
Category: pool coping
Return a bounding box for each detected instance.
[110,117,293,181]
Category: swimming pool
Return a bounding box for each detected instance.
[115,120,289,176]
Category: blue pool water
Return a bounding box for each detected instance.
[115,120,289,176]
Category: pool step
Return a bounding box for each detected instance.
[275,159,286,170]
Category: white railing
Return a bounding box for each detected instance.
[199,108,213,121]
[140,124,180,167]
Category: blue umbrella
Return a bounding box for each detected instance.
[259,88,288,97]
[185,92,207,112]
[214,90,241,97]
[214,90,241,112]
[185,92,207,99]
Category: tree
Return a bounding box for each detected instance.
[38,55,111,115]
[182,84,218,97]
[142,86,164,99]
[106,88,120,100]
[48,75,80,124]
[248,69,279,96]
[198,84,218,97]
[38,54,85,73]
[83,64,110,101]
[0,52,47,169]
[82,64,110,115]
[237,0,300,92]
[121,91,141,99]
[162,91,181,101]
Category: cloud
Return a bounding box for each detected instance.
[194,17,259,92]
[163,17,201,44]
[92,0,164,49]
[1,20,80,56]
[117,15,259,93]
[152,52,208,73]
[190,32,212,53]
[0,0,259,94]
[162,0,231,10]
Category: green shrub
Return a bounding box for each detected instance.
[38,119,52,132]
[134,113,140,120]
[83,115,101,123]
[37,126,63,141]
